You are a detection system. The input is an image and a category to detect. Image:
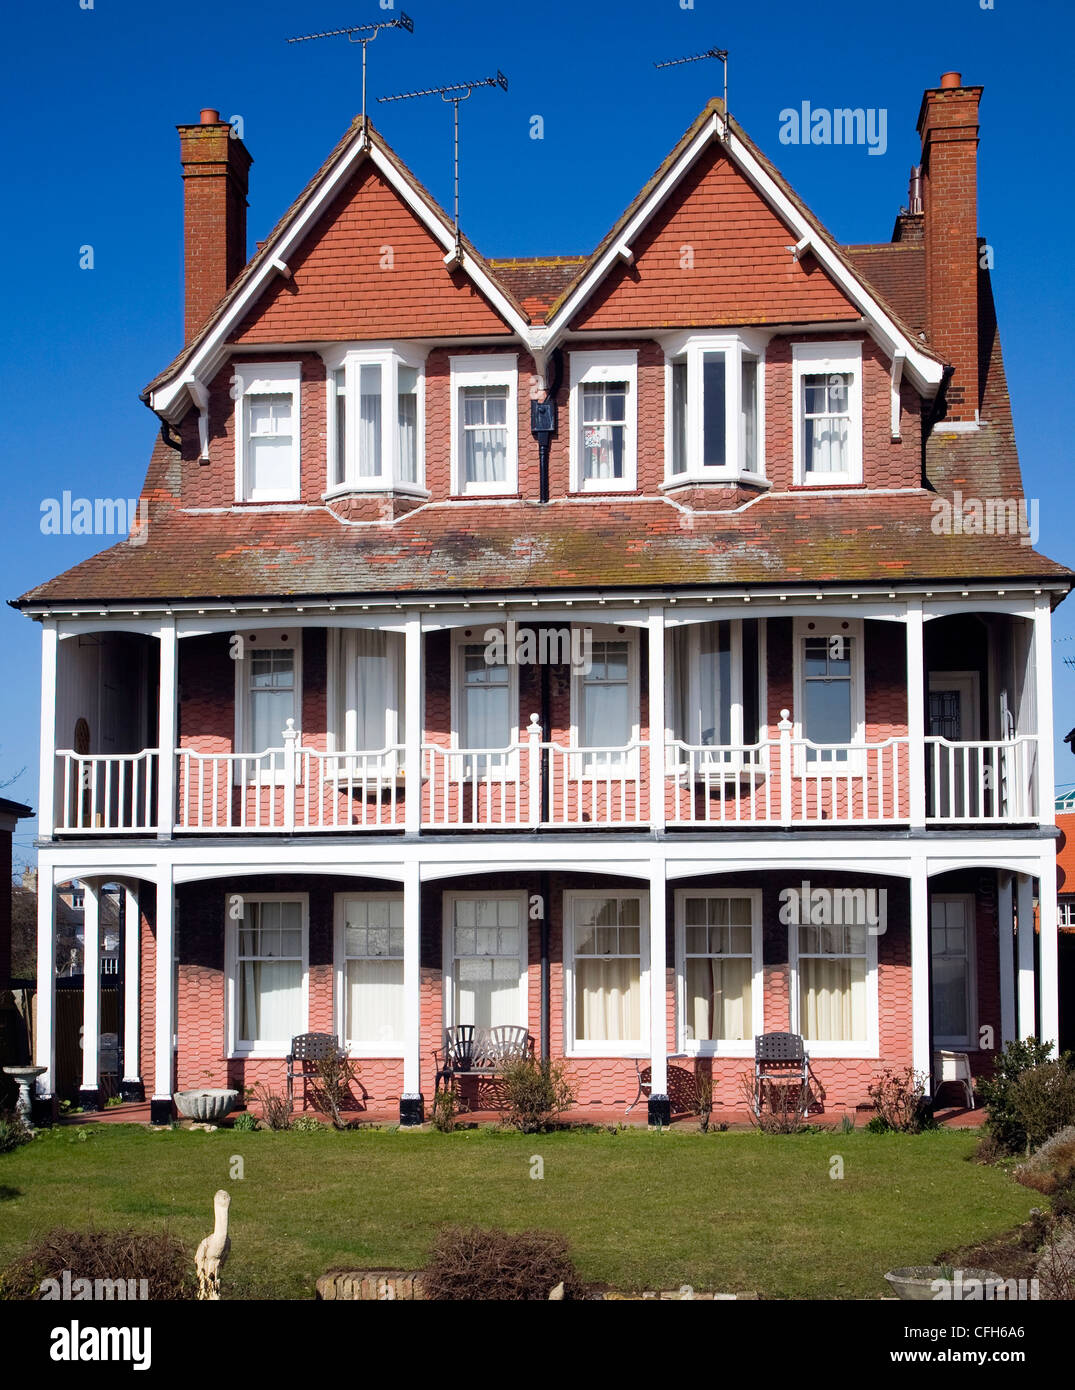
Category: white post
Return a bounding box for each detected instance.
[997,872,1016,1049]
[906,600,926,829]
[778,709,793,826]
[121,885,143,1099]
[152,872,176,1123]
[400,859,422,1124]
[34,871,56,1099]
[404,617,422,835]
[648,607,666,831]
[1033,595,1055,828]
[282,718,298,833]
[157,619,178,839]
[1038,856,1059,1051]
[648,858,669,1124]
[1016,873,1036,1039]
[38,620,58,837]
[910,859,932,1089]
[80,881,101,1105]
[526,713,542,827]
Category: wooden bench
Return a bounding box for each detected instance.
[433,1025,532,1099]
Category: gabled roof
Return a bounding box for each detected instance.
[145,118,534,420]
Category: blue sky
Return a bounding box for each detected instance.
[3,0,1074,863]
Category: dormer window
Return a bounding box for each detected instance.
[664,334,765,484]
[450,355,518,496]
[325,346,426,494]
[234,362,302,502]
[792,342,862,485]
[569,350,638,492]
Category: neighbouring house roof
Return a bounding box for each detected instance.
[1057,814,1075,923]
[485,257,587,323]
[0,798,32,821]
[844,242,927,334]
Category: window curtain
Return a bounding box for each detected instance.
[346,960,404,1042]
[463,388,507,483]
[397,367,419,484]
[575,959,640,1042]
[329,630,404,758]
[686,957,750,1042]
[798,956,866,1042]
[358,364,382,477]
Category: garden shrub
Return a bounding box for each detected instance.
[1014,1125,1075,1195]
[1036,1221,1075,1301]
[430,1087,458,1133]
[867,1067,933,1134]
[251,1084,291,1131]
[0,1228,194,1301]
[739,1070,808,1133]
[422,1225,586,1301]
[290,1114,323,1133]
[499,1057,576,1133]
[0,1112,31,1155]
[230,1111,258,1133]
[694,1074,714,1133]
[1008,1063,1075,1153]
[309,1052,361,1130]
[978,1037,1067,1154]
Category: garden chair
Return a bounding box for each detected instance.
[933,1048,974,1109]
[433,1025,531,1099]
[753,1032,810,1117]
[286,1032,341,1111]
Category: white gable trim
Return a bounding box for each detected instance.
[150,130,529,421]
[545,112,944,395]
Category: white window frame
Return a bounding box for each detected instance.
[325,628,404,778]
[323,343,428,496]
[564,889,650,1058]
[569,623,640,778]
[234,361,302,503]
[666,618,767,775]
[441,890,529,1030]
[662,331,767,485]
[449,625,520,777]
[225,891,309,1058]
[569,350,638,493]
[449,354,518,497]
[333,892,405,1057]
[233,628,302,785]
[788,901,879,1058]
[931,893,978,1050]
[792,617,865,774]
[675,888,763,1057]
[792,341,863,486]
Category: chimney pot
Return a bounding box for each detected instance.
[200,107,221,125]
[940,72,962,89]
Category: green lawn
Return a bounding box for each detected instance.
[0,1125,1036,1299]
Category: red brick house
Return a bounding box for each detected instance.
[17,72,1070,1123]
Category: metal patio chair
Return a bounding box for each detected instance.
[286,1032,341,1111]
[433,1024,531,1099]
[753,1032,810,1118]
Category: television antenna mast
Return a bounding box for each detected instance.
[286,12,415,126]
[654,47,729,138]
[379,71,508,261]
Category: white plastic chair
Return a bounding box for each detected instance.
[933,1049,974,1109]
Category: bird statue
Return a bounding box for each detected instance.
[195,1190,231,1300]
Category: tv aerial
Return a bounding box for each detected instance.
[654,46,729,137]
[286,12,415,125]
[379,71,508,261]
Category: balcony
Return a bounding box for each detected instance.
[50,721,1039,835]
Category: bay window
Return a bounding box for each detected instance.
[325,345,426,492]
[667,618,763,766]
[790,899,878,1055]
[335,894,404,1053]
[450,355,518,495]
[792,342,862,484]
[570,624,638,775]
[567,891,648,1053]
[444,893,527,1028]
[235,362,301,502]
[665,333,765,482]
[570,351,638,491]
[227,894,307,1055]
[676,890,761,1053]
[327,628,405,775]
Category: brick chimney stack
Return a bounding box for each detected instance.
[917,72,983,422]
[178,109,253,343]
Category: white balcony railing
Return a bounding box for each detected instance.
[49,723,1040,834]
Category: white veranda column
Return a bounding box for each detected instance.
[34,872,57,1101]
[157,619,178,839]
[1038,856,1059,1051]
[1016,873,1036,1040]
[648,858,669,1124]
[151,872,176,1124]
[121,885,143,1099]
[906,601,926,829]
[910,860,932,1089]
[80,881,101,1107]
[38,619,58,836]
[400,860,423,1124]
[404,617,423,835]
[997,872,1016,1049]
[648,607,666,830]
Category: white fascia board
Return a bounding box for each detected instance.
[150,131,531,421]
[544,113,944,395]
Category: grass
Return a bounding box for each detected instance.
[0,1124,1039,1299]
